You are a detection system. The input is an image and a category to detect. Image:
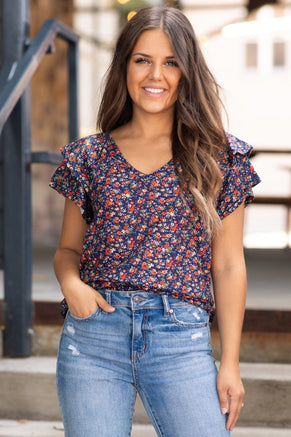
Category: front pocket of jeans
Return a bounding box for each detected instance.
[68,306,101,322]
[169,305,208,328]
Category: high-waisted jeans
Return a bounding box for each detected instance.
[57,289,230,437]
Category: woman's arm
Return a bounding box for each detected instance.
[211,202,246,431]
[54,198,115,317]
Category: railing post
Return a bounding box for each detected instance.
[1,0,32,356]
[68,40,79,141]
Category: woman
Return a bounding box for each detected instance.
[50,6,260,437]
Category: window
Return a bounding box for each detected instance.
[245,42,258,68]
[273,41,286,67]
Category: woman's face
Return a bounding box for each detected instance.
[126,29,182,118]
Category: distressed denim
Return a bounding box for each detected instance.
[57,289,230,437]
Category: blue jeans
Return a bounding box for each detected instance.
[57,289,230,437]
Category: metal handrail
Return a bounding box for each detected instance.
[0,19,79,134]
[0,14,79,356]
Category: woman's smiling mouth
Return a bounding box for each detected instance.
[143,87,166,96]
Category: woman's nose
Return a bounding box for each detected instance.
[149,63,162,80]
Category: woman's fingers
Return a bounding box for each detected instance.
[217,366,245,431]
[226,392,245,431]
[218,385,244,430]
[66,284,115,317]
[95,293,115,313]
[218,389,229,415]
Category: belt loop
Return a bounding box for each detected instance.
[105,290,112,306]
[162,294,170,317]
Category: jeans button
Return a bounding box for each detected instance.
[133,295,144,303]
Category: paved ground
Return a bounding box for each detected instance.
[0,421,290,437]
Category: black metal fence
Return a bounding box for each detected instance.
[0,0,79,356]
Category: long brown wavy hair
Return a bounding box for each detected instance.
[97,6,227,234]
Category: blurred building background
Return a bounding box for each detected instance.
[31,0,291,249]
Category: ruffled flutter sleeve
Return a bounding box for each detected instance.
[216,133,261,219]
[49,139,93,224]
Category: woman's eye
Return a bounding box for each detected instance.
[134,58,150,64]
[166,60,179,67]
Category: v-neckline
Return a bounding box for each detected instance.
[108,132,173,177]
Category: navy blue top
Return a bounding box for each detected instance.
[50,132,260,319]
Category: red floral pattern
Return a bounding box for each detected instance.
[50,132,260,320]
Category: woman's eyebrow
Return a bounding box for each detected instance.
[132,52,151,58]
[132,52,176,59]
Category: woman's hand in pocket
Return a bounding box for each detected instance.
[63,279,115,319]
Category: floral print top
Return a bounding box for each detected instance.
[49,132,260,320]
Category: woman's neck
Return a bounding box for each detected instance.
[127,108,174,141]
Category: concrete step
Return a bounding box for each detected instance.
[0,358,291,428]
[0,421,290,437]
